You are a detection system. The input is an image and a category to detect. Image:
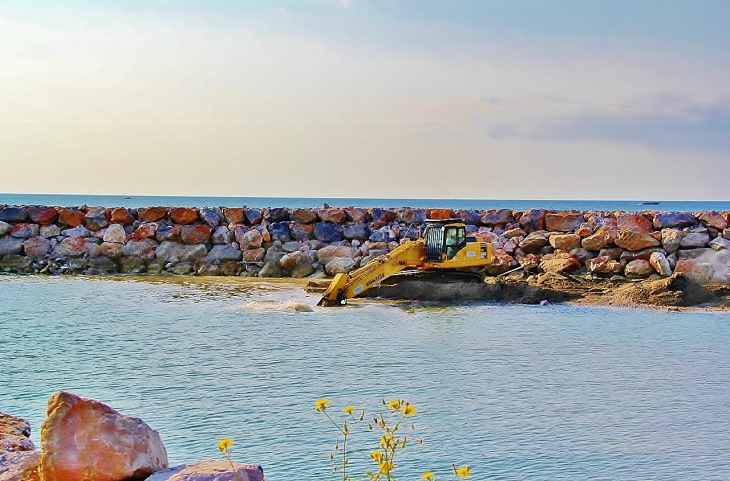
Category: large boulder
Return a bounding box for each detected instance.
[345,208,368,223]
[342,223,370,241]
[518,209,547,232]
[110,208,135,226]
[616,213,653,232]
[316,245,358,264]
[396,208,427,225]
[58,208,86,227]
[0,413,34,453]
[269,223,291,243]
[538,253,580,273]
[586,256,624,276]
[22,237,51,259]
[222,208,245,224]
[211,226,234,245]
[661,228,682,253]
[650,252,673,277]
[290,223,315,241]
[265,207,289,224]
[292,208,318,224]
[615,228,660,251]
[581,226,617,251]
[156,242,206,263]
[238,229,263,250]
[545,212,583,232]
[481,209,513,226]
[199,208,222,227]
[317,208,346,224]
[244,209,263,225]
[39,391,168,481]
[279,251,315,278]
[54,237,88,258]
[10,224,38,239]
[205,245,242,263]
[698,211,727,230]
[325,257,358,275]
[180,225,211,245]
[653,212,696,229]
[426,208,454,221]
[624,259,655,279]
[679,232,710,249]
[548,233,581,251]
[314,222,343,243]
[0,221,9,236]
[0,207,27,223]
[27,206,58,225]
[122,239,159,261]
[674,248,730,284]
[371,208,395,226]
[130,223,159,242]
[518,233,548,253]
[138,207,169,223]
[170,207,199,225]
[85,208,109,231]
[146,461,263,481]
[103,224,128,244]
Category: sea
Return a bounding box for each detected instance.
[1,194,729,480]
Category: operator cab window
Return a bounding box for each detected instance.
[445,226,465,259]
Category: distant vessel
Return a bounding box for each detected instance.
[124,197,132,200]
[640,201,660,205]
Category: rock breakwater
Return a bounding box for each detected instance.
[1,204,729,285]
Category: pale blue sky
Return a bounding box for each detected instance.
[1,1,728,199]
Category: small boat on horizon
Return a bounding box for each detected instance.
[640,201,660,205]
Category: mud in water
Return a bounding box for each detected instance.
[306,274,730,310]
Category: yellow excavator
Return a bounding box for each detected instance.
[317,219,492,306]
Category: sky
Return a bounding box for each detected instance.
[1,0,729,200]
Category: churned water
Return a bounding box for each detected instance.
[1,275,729,480]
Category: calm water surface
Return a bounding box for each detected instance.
[1,275,728,480]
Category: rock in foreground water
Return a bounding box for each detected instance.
[40,391,168,481]
[146,461,264,481]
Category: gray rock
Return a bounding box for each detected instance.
[679,232,710,249]
[166,262,192,275]
[269,222,291,243]
[85,207,109,231]
[205,244,242,263]
[88,256,119,273]
[199,208,222,226]
[103,224,127,244]
[315,222,343,242]
[120,257,147,274]
[0,236,26,256]
[155,241,207,263]
[661,228,682,253]
[624,259,655,278]
[10,224,38,238]
[0,206,27,222]
[325,257,358,275]
[62,225,91,238]
[653,212,696,229]
[317,245,358,264]
[709,237,730,251]
[0,254,32,271]
[122,239,158,261]
[649,252,672,277]
[519,233,549,253]
[368,226,396,243]
[40,224,62,238]
[343,223,370,240]
[211,226,234,245]
[281,241,302,253]
[22,237,51,258]
[258,260,283,277]
[0,221,11,236]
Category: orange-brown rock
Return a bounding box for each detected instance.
[616,213,653,232]
[0,451,40,481]
[518,209,546,232]
[539,253,581,273]
[139,207,169,223]
[484,249,517,275]
[581,226,617,251]
[545,212,584,232]
[242,248,266,263]
[317,208,347,224]
[575,223,594,237]
[427,208,455,220]
[180,225,211,244]
[586,256,624,276]
[130,223,159,241]
[110,208,135,226]
[170,207,199,225]
[624,259,655,278]
[292,208,318,224]
[0,413,34,452]
[58,208,86,228]
[27,206,58,225]
[615,228,661,251]
[481,209,513,226]
[223,207,245,224]
[345,208,368,223]
[39,391,168,481]
[698,211,728,230]
[518,253,540,271]
[548,233,581,252]
[146,461,264,481]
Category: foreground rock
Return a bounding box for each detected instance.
[40,391,168,481]
[147,461,264,481]
[0,413,39,481]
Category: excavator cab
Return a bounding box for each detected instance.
[424,220,467,261]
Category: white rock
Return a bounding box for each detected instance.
[103,223,127,244]
[649,251,672,277]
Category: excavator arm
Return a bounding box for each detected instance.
[317,240,426,306]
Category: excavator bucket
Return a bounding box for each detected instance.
[317,273,350,306]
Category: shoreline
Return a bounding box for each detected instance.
[1,204,729,309]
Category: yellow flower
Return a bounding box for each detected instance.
[380,435,393,447]
[314,399,330,412]
[422,472,435,481]
[370,451,383,462]
[343,405,355,415]
[455,465,471,478]
[379,461,394,474]
[387,399,401,410]
[217,438,234,452]
[402,403,417,417]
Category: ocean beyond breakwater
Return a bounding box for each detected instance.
[1,203,730,286]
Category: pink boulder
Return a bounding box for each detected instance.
[698,211,728,230]
[0,413,34,453]
[180,225,212,244]
[146,461,264,481]
[616,213,653,232]
[27,206,58,225]
[54,236,88,257]
[545,212,584,232]
[131,222,159,241]
[345,208,368,223]
[39,391,168,481]
[317,208,347,224]
[614,228,660,251]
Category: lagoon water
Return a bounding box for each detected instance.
[1,275,729,480]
